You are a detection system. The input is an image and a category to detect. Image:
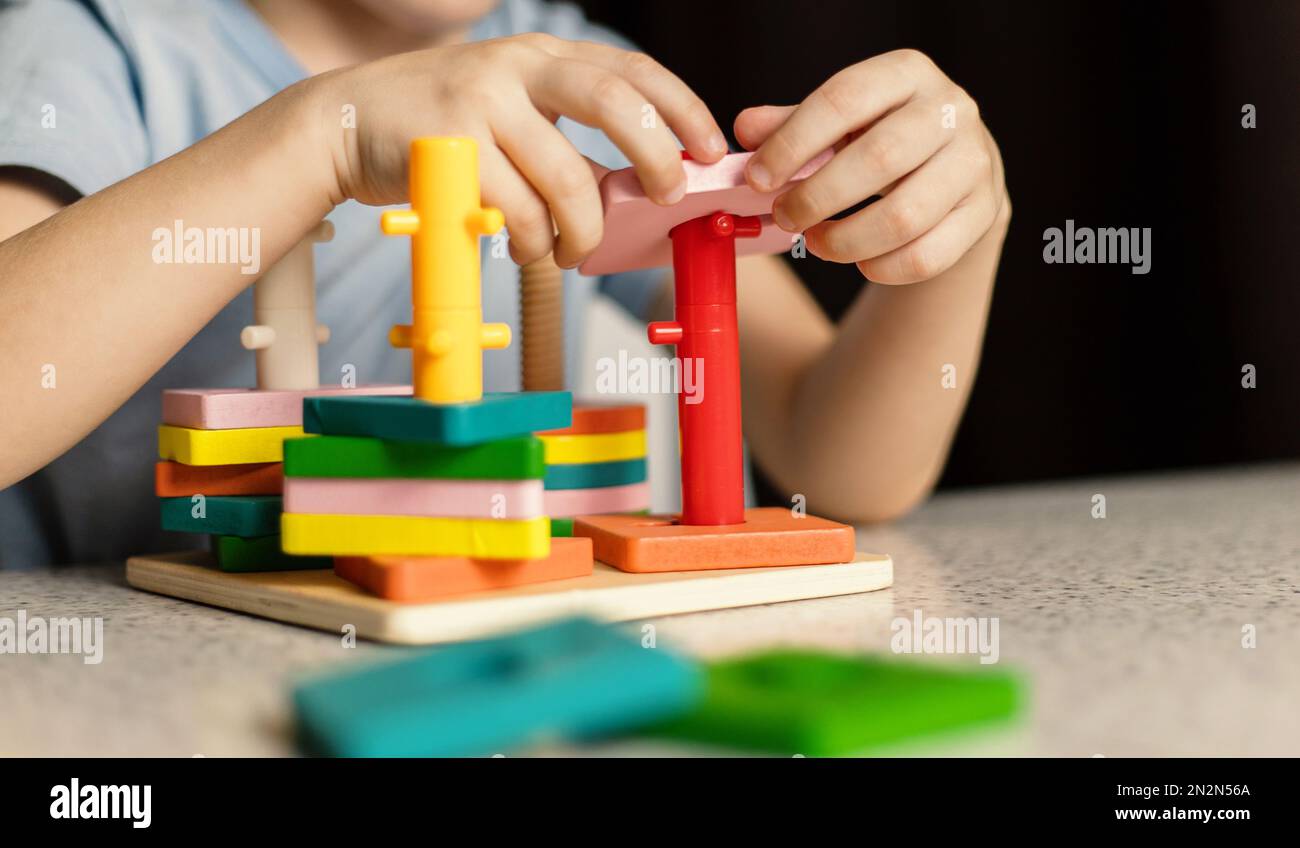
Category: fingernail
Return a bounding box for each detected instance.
[708,134,728,158]
[772,202,794,232]
[748,161,772,192]
[661,181,686,205]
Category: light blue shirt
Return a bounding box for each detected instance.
[0,0,661,567]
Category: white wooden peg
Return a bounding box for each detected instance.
[241,220,334,390]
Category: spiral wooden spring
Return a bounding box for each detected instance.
[519,254,565,392]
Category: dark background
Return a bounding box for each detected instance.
[576,0,1299,494]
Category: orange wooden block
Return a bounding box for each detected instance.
[154,460,283,497]
[334,536,593,602]
[537,402,645,436]
[574,507,855,573]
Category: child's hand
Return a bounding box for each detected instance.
[736,49,1008,284]
[307,34,727,268]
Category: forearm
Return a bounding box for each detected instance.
[755,199,1010,521]
[0,81,335,486]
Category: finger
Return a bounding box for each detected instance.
[533,36,728,162]
[734,105,796,150]
[746,51,922,192]
[492,110,604,269]
[531,57,687,205]
[856,194,998,285]
[772,96,956,235]
[478,145,554,266]
[809,135,992,262]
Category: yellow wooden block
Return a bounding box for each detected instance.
[540,430,647,465]
[158,424,305,466]
[281,513,551,559]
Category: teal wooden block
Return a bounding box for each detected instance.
[160,495,281,537]
[293,617,701,757]
[649,650,1023,756]
[543,458,647,490]
[212,534,330,573]
[303,392,572,446]
[283,435,544,480]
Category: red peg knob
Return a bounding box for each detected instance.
[647,321,684,345]
[733,214,763,239]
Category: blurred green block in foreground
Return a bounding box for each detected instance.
[649,650,1023,756]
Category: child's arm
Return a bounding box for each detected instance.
[0,34,725,487]
[733,50,1010,522]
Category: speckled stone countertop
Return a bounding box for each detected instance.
[4,463,1297,756]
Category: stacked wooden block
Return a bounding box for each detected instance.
[279,392,596,601]
[540,403,651,537]
[156,386,407,571]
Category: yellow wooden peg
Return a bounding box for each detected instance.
[382,137,510,404]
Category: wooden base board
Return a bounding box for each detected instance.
[125,550,892,645]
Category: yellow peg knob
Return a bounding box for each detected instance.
[480,323,511,350]
[381,209,421,236]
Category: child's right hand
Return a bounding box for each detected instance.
[303,34,728,268]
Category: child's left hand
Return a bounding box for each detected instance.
[736,49,1008,285]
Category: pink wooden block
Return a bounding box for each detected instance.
[283,477,545,519]
[543,481,651,517]
[579,150,832,276]
[162,385,412,429]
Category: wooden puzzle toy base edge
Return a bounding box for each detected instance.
[126,549,893,645]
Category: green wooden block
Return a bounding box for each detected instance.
[304,392,571,446]
[160,495,281,537]
[212,534,331,573]
[283,435,544,480]
[648,650,1022,756]
[544,458,647,490]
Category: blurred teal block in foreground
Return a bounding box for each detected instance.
[293,618,701,757]
[649,650,1023,757]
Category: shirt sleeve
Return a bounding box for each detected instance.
[0,0,149,197]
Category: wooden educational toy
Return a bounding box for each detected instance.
[544,457,647,490]
[578,507,854,573]
[150,218,412,572]
[283,434,545,480]
[292,617,700,757]
[154,460,283,497]
[240,221,334,391]
[281,513,552,559]
[381,137,510,404]
[579,150,831,275]
[536,404,650,535]
[539,429,647,465]
[283,476,545,519]
[543,481,650,518]
[302,391,569,446]
[126,549,892,644]
[157,423,304,466]
[212,534,330,573]
[519,254,565,392]
[159,494,282,537]
[649,650,1023,756]
[649,210,756,525]
[574,151,864,572]
[130,136,894,647]
[334,537,594,602]
[516,254,652,536]
[161,385,410,430]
